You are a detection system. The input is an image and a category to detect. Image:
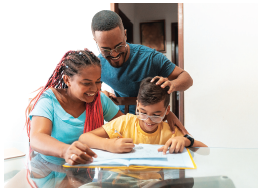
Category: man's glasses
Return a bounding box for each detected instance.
[98,44,127,57]
[135,108,167,123]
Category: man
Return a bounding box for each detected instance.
[91,10,193,116]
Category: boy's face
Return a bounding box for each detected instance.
[137,100,170,133]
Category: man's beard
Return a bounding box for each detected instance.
[106,48,128,68]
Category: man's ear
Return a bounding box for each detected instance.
[165,105,171,115]
[63,75,70,87]
[124,29,127,41]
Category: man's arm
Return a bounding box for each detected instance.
[166,111,190,135]
[151,66,193,94]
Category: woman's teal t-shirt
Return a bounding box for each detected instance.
[29,89,119,165]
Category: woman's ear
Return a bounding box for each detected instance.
[165,105,171,115]
[63,75,70,87]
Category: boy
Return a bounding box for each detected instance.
[79,77,207,153]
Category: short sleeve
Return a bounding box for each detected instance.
[29,92,54,122]
[102,115,127,139]
[100,92,119,122]
[152,51,176,77]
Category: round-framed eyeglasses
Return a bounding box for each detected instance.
[96,39,127,57]
[135,108,168,124]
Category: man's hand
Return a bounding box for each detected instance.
[151,76,176,94]
[108,138,135,153]
[158,136,189,155]
[101,90,116,98]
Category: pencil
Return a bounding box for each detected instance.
[114,130,123,138]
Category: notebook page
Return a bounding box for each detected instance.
[128,148,195,168]
[91,144,166,160]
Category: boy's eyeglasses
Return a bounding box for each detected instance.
[135,108,167,123]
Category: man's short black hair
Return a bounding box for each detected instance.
[137,77,170,108]
[91,10,124,35]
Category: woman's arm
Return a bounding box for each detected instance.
[30,116,96,165]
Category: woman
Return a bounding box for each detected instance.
[25,48,123,166]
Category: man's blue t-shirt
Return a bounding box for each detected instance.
[99,43,176,114]
[29,89,119,165]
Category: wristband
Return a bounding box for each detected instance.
[184,134,194,147]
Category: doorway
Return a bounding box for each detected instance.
[111,3,184,124]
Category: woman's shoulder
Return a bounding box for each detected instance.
[49,88,68,103]
[100,92,113,105]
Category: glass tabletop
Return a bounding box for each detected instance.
[4,147,258,188]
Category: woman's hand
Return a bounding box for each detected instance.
[108,138,135,153]
[158,136,189,155]
[62,141,97,165]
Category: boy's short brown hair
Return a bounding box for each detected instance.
[137,77,170,108]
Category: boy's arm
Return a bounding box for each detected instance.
[78,127,111,151]
[78,127,134,153]
[185,138,208,148]
[158,136,207,154]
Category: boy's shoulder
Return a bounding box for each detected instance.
[119,113,137,122]
[161,122,184,137]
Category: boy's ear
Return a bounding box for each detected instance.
[165,105,171,115]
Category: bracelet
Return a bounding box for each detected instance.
[184,134,194,147]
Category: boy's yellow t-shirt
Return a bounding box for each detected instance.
[102,113,184,144]
[102,113,184,180]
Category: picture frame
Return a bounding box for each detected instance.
[140,20,166,52]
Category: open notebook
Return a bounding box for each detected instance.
[63,144,196,169]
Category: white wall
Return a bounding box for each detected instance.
[183,3,258,148]
[2,0,110,152]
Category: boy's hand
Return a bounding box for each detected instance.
[158,136,187,155]
[109,138,135,153]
